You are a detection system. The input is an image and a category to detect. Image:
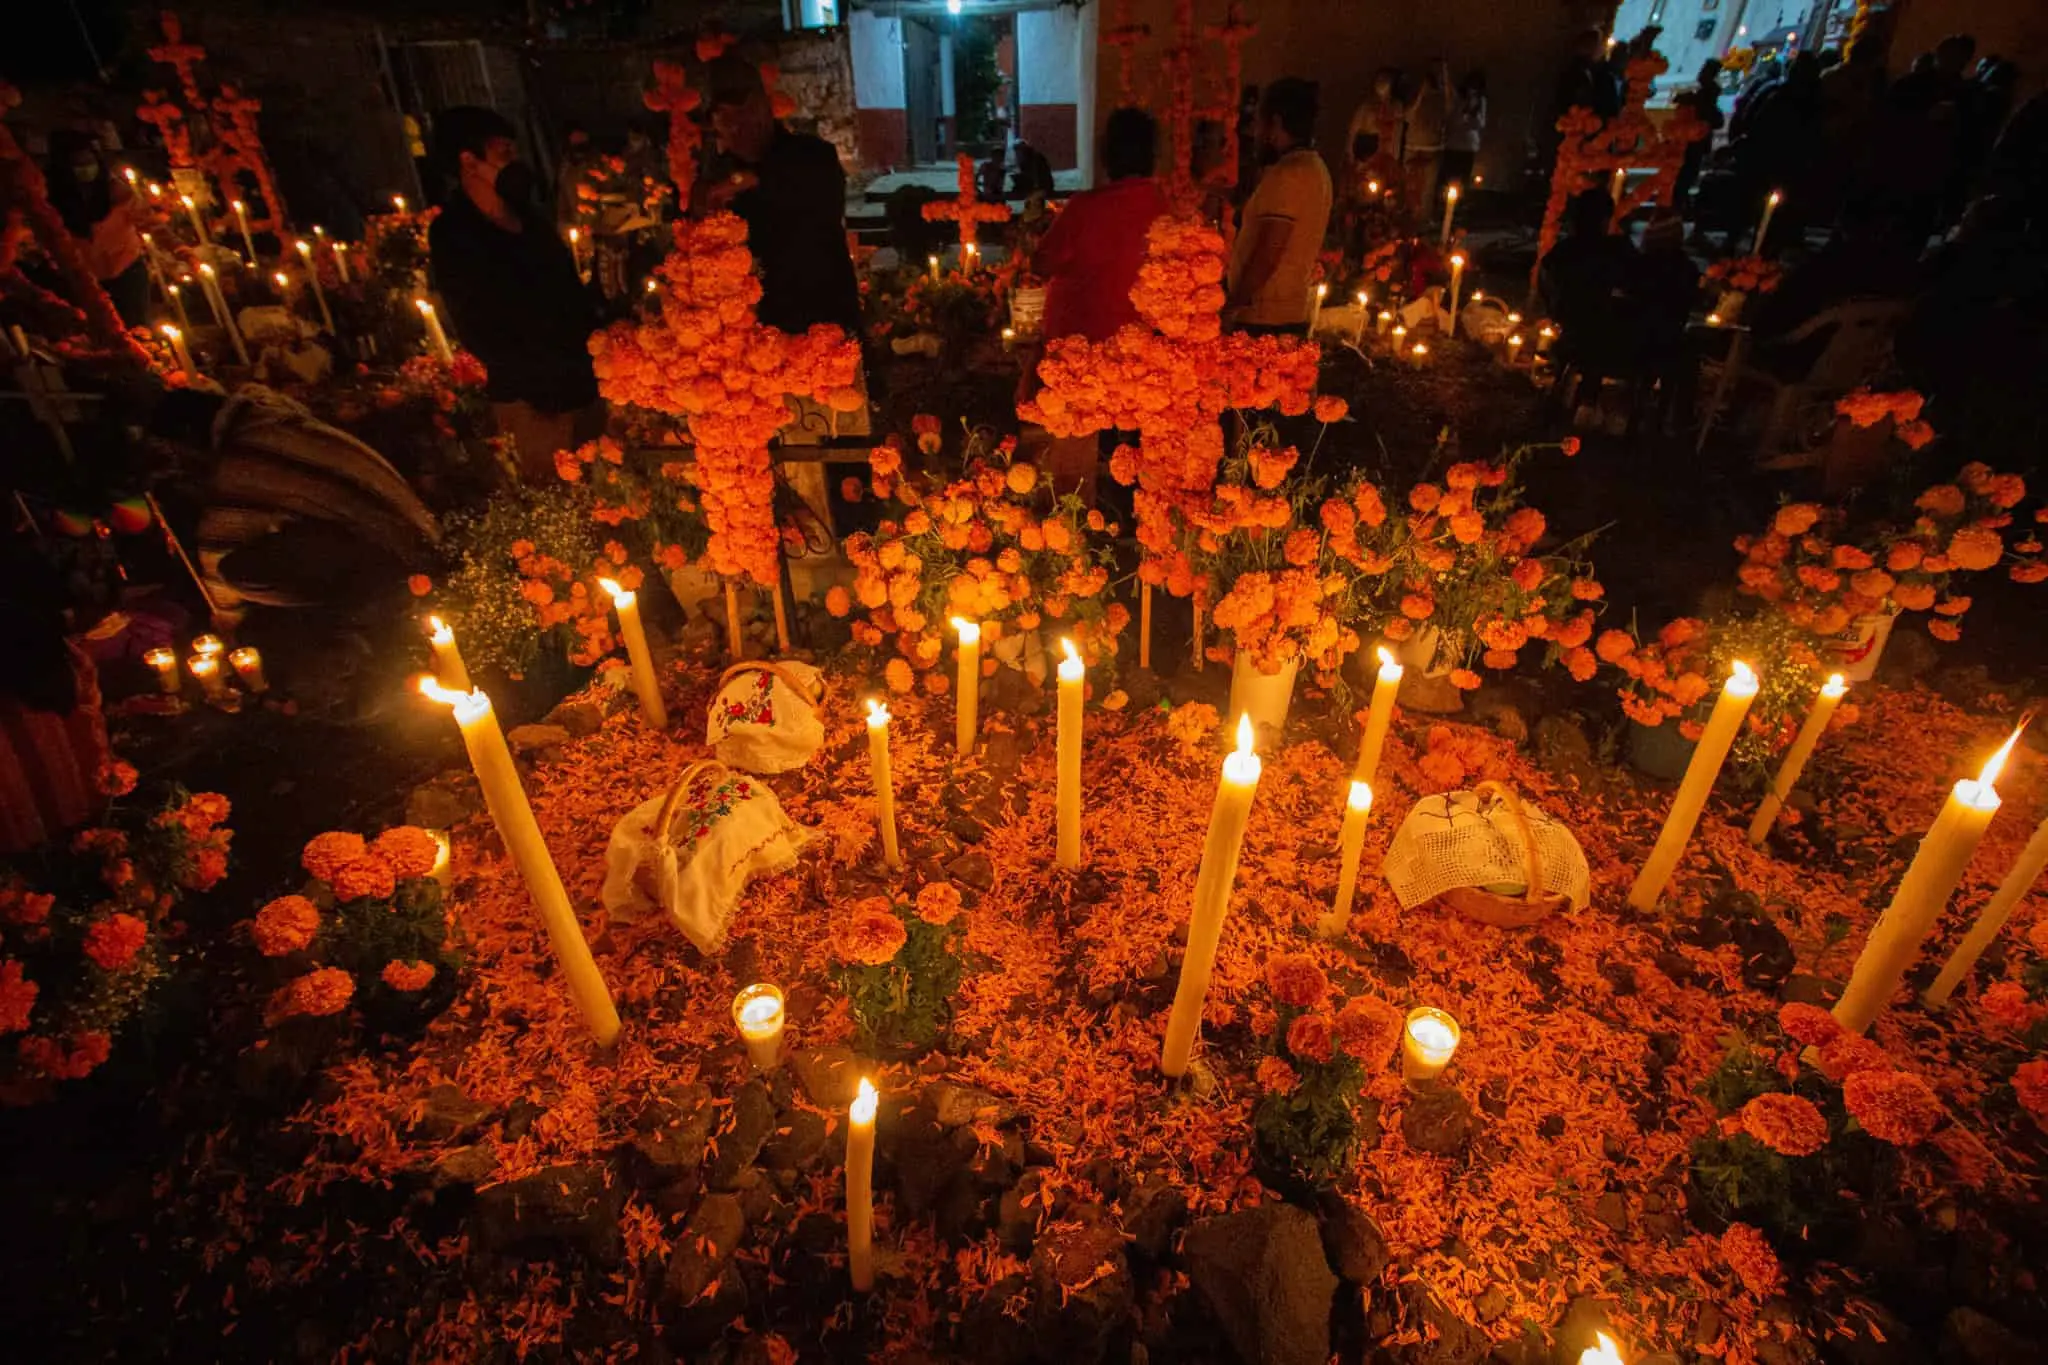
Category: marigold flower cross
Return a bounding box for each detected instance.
[920,154,1011,248]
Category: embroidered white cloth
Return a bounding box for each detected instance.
[1383,788,1591,910]
[704,661,825,774]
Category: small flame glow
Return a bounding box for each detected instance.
[274,272,289,289]
[1579,1331,1626,1365]
[1729,660,1757,689]
[851,1077,878,1123]
[950,616,980,644]
[417,675,479,709]
[295,239,312,256]
[597,577,629,602]
[199,262,216,278]
[1445,183,1458,200]
[1348,781,1373,812]
[866,698,890,726]
[1234,712,1255,757]
[1823,672,1847,698]
[1376,645,1399,672]
[1767,189,1782,207]
[230,197,243,210]
[1450,253,1466,268]
[1061,638,1079,665]
[414,298,434,315]
[1978,720,2029,789]
[159,323,181,341]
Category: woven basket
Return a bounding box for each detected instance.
[717,659,826,711]
[1436,781,1570,928]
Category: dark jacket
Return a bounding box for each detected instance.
[428,191,599,412]
[724,127,863,335]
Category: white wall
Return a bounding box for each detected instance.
[850,10,905,109]
[1018,6,1082,105]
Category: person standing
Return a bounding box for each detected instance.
[1674,61,1724,206]
[44,131,149,327]
[1439,69,1488,202]
[427,106,601,482]
[1401,64,1449,211]
[1226,79,1332,337]
[701,55,862,335]
[1035,109,1168,346]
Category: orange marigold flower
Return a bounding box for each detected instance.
[1773,503,1820,537]
[833,899,907,966]
[1006,462,1039,495]
[914,881,963,926]
[1979,981,2038,1033]
[1400,594,1434,621]
[371,826,441,880]
[1333,996,1402,1065]
[407,574,433,597]
[1815,1032,1889,1081]
[2014,1059,2048,1126]
[884,658,915,694]
[2012,562,2048,585]
[1313,395,1349,424]
[269,966,356,1024]
[1285,1012,1335,1063]
[302,831,367,882]
[82,913,148,972]
[1842,1069,1942,1146]
[1926,618,1961,642]
[1738,1092,1829,1157]
[253,895,320,957]
[1892,582,1937,611]
[1915,484,1965,518]
[0,960,38,1033]
[1595,630,1636,664]
[1777,1001,1840,1047]
[1945,526,2004,572]
[1265,952,1329,1008]
[381,959,436,992]
[1409,483,1442,513]
[1255,1055,1298,1093]
[1564,646,1597,681]
[1721,1223,1784,1297]
[1448,668,1482,690]
[331,854,397,903]
[825,585,852,617]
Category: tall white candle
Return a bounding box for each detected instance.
[952,617,981,756]
[1161,714,1262,1077]
[866,699,901,868]
[158,323,195,375]
[1926,812,2048,1006]
[1316,781,1373,940]
[1353,291,1371,345]
[180,192,210,244]
[295,240,335,332]
[1835,727,2019,1032]
[1353,647,1403,787]
[1056,638,1084,869]
[1748,673,1846,844]
[331,241,351,285]
[428,615,472,692]
[416,298,455,363]
[231,199,257,263]
[1627,661,1759,911]
[1756,190,1782,252]
[846,1077,877,1291]
[1439,182,1459,245]
[599,578,667,729]
[1446,253,1466,336]
[166,281,192,332]
[197,263,250,367]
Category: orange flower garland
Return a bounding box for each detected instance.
[920,153,1011,248]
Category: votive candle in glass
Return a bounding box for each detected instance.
[1401,1006,1461,1086]
[732,982,787,1070]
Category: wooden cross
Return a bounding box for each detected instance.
[148,12,208,108]
[920,153,1010,249]
[644,60,703,210]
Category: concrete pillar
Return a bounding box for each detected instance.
[849,10,908,171]
[1016,6,1080,170]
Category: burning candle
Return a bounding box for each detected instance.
[952,617,981,756]
[295,240,335,332]
[392,194,408,215]
[192,634,225,658]
[1580,1331,1626,1365]
[416,298,455,363]
[1505,333,1524,366]
[158,323,195,375]
[847,1077,877,1291]
[1375,308,1393,337]
[1309,281,1327,334]
[1756,189,1782,252]
[146,181,164,202]
[197,264,250,367]
[143,646,181,694]
[1446,252,1465,333]
[1001,326,1016,350]
[599,578,667,729]
[1139,582,1153,669]
[417,678,620,1045]
[188,653,228,702]
[1390,323,1408,356]
[273,270,293,308]
[231,199,257,262]
[1401,1006,1460,1086]
[180,192,210,244]
[1836,726,2020,1033]
[227,646,268,693]
[1928,808,2048,1007]
[1353,647,1404,786]
[1057,638,1084,869]
[1161,714,1263,1078]
[140,231,168,297]
[331,241,351,284]
[428,616,471,692]
[732,983,786,1070]
[1353,291,1371,345]
[1627,661,1760,911]
[1409,341,1429,369]
[429,830,452,889]
[166,281,192,332]
[1610,166,1627,206]
[1439,181,1459,244]
[1537,324,1557,355]
[866,699,901,868]
[1748,673,1846,844]
[121,166,137,187]
[1316,781,1373,940]
[927,253,940,283]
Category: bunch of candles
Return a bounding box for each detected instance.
[152,634,267,704]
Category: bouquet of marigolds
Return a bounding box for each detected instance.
[830,883,965,1053]
[1,781,231,1098]
[1251,953,1404,1191]
[829,422,1127,696]
[1734,462,2040,645]
[1366,444,1600,690]
[1704,255,1784,296]
[251,825,457,1035]
[1834,387,1934,449]
[878,267,1005,352]
[553,433,710,578]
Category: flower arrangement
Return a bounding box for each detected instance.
[590,212,861,587]
[1834,387,1935,450]
[1733,463,2039,646]
[874,266,1007,354]
[426,484,619,678]
[553,434,710,580]
[831,425,1127,692]
[0,787,231,1097]
[1249,952,1402,1190]
[831,883,965,1052]
[921,152,1012,248]
[1703,255,1784,296]
[254,825,457,1034]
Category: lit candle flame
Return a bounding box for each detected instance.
[417,675,482,710]
[1355,291,1367,305]
[295,240,311,257]
[181,193,195,208]
[1062,638,1079,666]
[1348,780,1373,812]
[568,227,579,243]
[1367,179,1380,194]
[1408,1012,1457,1053]
[393,194,407,213]
[866,698,890,726]
[1767,190,1782,208]
[1450,253,1465,268]
[1822,672,1847,698]
[429,616,454,644]
[274,272,289,290]
[597,576,632,604]
[1508,333,1524,347]
[199,263,216,279]
[1376,645,1398,672]
[851,1077,878,1123]
[1579,1330,1625,1365]
[1978,720,2029,789]
[1445,184,1458,201]
[950,616,980,644]
[1234,712,1255,758]
[231,198,244,211]
[1729,660,1757,689]
[1316,283,1328,298]
[415,298,434,316]
[160,323,181,342]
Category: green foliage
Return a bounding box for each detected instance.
[319,877,457,983]
[1699,1035,1784,1114]
[951,22,1003,146]
[1252,1054,1366,1191]
[1687,1131,1798,1231]
[844,911,963,1054]
[434,484,602,678]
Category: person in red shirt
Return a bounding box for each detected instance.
[1034,108,1168,343]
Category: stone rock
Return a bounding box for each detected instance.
[545,697,605,737]
[663,1192,746,1305]
[1401,1088,1478,1156]
[431,1144,499,1188]
[1533,715,1599,787]
[1400,671,1466,715]
[412,1083,492,1143]
[1397,1282,1489,1365]
[502,1098,544,1141]
[507,723,572,757]
[961,1274,1037,1365]
[926,1080,1016,1129]
[760,1110,829,1172]
[1554,1297,1619,1365]
[1592,1191,1630,1233]
[1940,1308,2035,1365]
[1029,1221,1133,1364]
[631,1084,714,1179]
[707,1081,778,1190]
[1821,1299,1922,1365]
[893,1125,971,1219]
[790,1046,864,1109]
[1184,1203,1338,1365]
[405,777,480,831]
[946,850,995,891]
[1122,1175,1188,1261]
[473,1163,622,1261]
[997,1170,1044,1254]
[1691,887,1796,993]
[1318,1194,1391,1285]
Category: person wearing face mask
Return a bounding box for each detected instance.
[44,131,149,327]
[1226,79,1332,337]
[426,106,600,482]
[1345,69,1405,205]
[699,55,862,335]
